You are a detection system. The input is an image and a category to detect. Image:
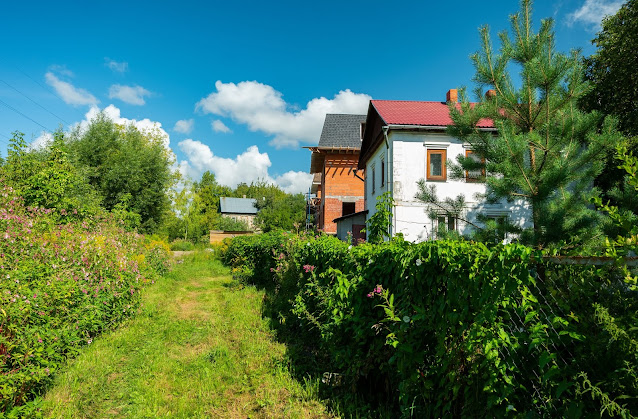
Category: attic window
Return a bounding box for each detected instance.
[360,122,366,140]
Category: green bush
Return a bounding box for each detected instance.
[169,239,195,251]
[0,186,171,416]
[222,232,638,417]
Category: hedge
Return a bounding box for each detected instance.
[223,232,638,417]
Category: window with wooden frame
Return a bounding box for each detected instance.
[465,150,485,182]
[427,149,446,181]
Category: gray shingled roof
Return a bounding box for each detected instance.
[318,114,367,149]
[220,197,258,214]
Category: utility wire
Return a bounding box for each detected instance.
[0,98,51,132]
[14,66,87,120]
[0,79,70,125]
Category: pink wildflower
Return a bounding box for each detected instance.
[366,284,383,298]
[302,264,315,273]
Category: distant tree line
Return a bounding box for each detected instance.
[0,113,306,243]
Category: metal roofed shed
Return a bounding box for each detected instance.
[219,197,258,214]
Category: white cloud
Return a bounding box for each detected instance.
[49,65,74,78]
[174,119,194,134]
[105,58,129,73]
[31,131,54,149]
[178,139,312,193]
[45,72,98,106]
[211,119,231,133]
[567,0,624,29]
[196,80,370,149]
[108,84,152,106]
[273,171,314,194]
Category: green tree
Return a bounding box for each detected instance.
[580,0,638,218]
[1,131,99,217]
[254,192,305,233]
[194,171,232,231]
[444,0,621,248]
[582,0,638,137]
[232,180,305,232]
[66,113,177,232]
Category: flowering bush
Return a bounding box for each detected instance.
[222,232,638,417]
[0,187,170,416]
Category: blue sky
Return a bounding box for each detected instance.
[0,0,624,193]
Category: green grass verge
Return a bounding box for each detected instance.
[40,252,330,418]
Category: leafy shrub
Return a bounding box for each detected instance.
[169,239,195,251]
[0,186,170,416]
[222,232,638,417]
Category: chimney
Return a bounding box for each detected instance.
[446,89,458,103]
[485,89,496,100]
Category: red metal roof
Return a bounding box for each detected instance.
[371,100,494,128]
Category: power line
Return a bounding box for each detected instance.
[14,66,87,120]
[0,98,51,132]
[0,79,70,125]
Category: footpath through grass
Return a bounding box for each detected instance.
[41,252,330,418]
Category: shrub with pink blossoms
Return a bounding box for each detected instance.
[0,186,170,415]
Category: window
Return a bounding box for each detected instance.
[360,122,366,140]
[427,149,446,181]
[342,202,356,216]
[435,214,456,237]
[465,150,485,182]
[381,157,385,187]
[486,215,507,241]
[371,165,376,194]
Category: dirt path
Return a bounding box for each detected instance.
[41,253,330,418]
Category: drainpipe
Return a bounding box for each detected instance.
[382,126,395,238]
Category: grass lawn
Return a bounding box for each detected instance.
[40,252,330,418]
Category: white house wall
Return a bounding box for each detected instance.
[365,130,532,243]
[364,140,392,223]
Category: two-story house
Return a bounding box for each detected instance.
[306,114,367,236]
[357,90,532,242]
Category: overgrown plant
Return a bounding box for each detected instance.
[365,191,394,244]
[594,143,638,289]
[0,186,170,416]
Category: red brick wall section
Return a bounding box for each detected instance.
[319,153,365,234]
[323,198,343,234]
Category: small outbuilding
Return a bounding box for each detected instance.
[219,197,258,230]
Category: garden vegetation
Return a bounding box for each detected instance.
[222,230,637,417]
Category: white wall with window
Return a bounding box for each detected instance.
[365,130,531,243]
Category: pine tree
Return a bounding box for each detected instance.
[446,0,622,248]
